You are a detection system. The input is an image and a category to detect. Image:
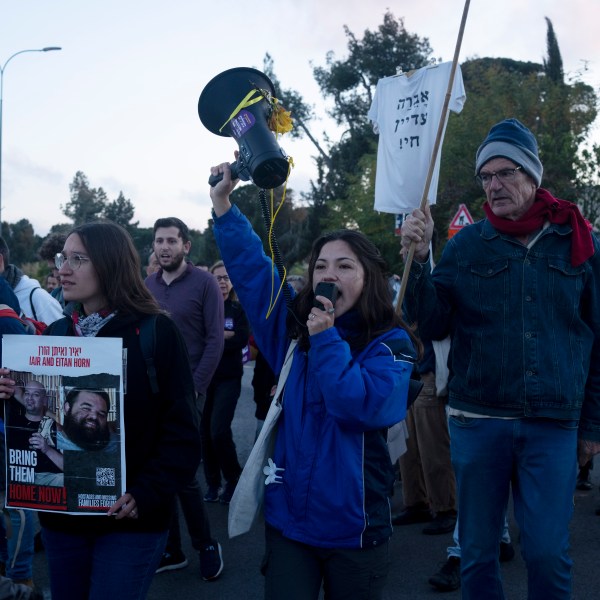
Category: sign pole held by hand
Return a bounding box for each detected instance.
[396,0,471,315]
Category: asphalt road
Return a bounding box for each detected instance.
[33,364,600,599]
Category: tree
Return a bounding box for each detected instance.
[62,171,107,225]
[544,17,564,83]
[322,152,402,273]
[296,11,434,256]
[130,226,155,271]
[313,12,433,133]
[262,54,331,166]
[297,12,434,265]
[204,183,312,270]
[49,223,73,235]
[576,144,600,230]
[103,192,139,231]
[2,219,41,266]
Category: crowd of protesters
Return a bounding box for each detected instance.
[0,117,598,599]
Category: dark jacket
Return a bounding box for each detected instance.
[404,212,600,440]
[212,297,249,381]
[39,311,202,534]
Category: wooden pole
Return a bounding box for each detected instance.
[395,0,471,314]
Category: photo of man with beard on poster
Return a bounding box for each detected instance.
[57,387,118,453]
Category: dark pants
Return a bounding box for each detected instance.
[262,525,390,600]
[201,377,243,488]
[166,472,213,553]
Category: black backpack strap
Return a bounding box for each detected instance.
[138,315,159,396]
[29,288,38,321]
[46,317,71,336]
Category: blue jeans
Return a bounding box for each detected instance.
[0,509,35,580]
[41,528,168,600]
[450,416,577,600]
[447,513,511,559]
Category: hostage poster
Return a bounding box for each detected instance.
[2,335,125,515]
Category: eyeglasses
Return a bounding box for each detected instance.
[55,252,91,270]
[476,166,522,188]
[214,275,230,282]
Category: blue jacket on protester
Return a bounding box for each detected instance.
[214,205,416,549]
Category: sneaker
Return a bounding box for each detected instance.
[203,486,220,502]
[499,541,515,563]
[391,503,432,526]
[219,481,237,505]
[200,540,224,581]
[577,458,593,490]
[576,477,593,491]
[428,556,461,592]
[155,550,189,573]
[422,509,457,535]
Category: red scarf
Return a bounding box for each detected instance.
[484,188,594,266]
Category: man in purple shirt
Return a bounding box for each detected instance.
[145,217,224,581]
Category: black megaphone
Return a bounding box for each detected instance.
[198,67,289,189]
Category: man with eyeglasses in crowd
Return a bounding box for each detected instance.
[400,118,600,599]
[144,217,225,582]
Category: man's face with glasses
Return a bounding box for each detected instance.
[477,158,537,221]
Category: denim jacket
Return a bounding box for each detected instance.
[404,217,600,441]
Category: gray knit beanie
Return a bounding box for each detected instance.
[475,118,543,187]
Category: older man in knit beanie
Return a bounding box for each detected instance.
[400,118,600,599]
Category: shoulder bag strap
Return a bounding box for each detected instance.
[29,288,38,321]
[271,339,297,407]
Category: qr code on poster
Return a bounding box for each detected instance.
[96,467,116,487]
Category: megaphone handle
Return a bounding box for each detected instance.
[208,161,240,187]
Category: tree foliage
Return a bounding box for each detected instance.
[62,171,107,225]
[203,183,311,271]
[1,219,41,266]
[544,17,564,83]
[313,11,433,132]
[62,172,140,231]
[103,192,139,231]
[304,10,434,255]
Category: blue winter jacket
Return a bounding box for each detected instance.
[404,214,600,441]
[214,205,417,548]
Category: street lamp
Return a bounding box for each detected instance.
[0,46,62,225]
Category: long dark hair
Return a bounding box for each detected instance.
[69,221,162,316]
[287,229,420,353]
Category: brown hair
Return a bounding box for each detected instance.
[69,221,162,316]
[287,229,421,354]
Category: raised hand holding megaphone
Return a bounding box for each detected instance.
[198,67,292,189]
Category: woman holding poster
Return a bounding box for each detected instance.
[1,221,202,599]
